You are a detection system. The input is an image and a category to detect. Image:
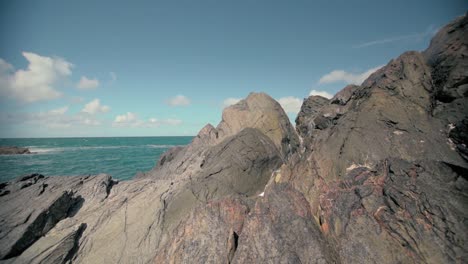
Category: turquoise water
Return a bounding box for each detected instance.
[0,137,192,182]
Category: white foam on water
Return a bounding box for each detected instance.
[147,144,178,148]
[28,144,183,153]
[29,147,63,153]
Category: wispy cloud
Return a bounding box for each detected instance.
[318,65,384,85]
[113,112,182,127]
[77,76,99,90]
[167,95,191,106]
[222,97,241,107]
[0,106,103,128]
[353,25,439,48]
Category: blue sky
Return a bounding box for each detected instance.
[0,0,465,137]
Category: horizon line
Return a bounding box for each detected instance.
[0,135,195,139]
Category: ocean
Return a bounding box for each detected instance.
[0,137,193,182]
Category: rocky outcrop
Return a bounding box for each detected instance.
[0,14,466,264]
[0,174,113,262]
[216,93,300,158]
[0,146,31,155]
[295,95,330,137]
[154,198,249,263]
[0,100,287,263]
[278,13,468,263]
[232,183,339,263]
[138,92,298,181]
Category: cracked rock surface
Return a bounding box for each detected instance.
[0,14,467,264]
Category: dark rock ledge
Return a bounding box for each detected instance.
[0,146,32,155]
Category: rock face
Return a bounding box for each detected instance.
[295,95,330,137]
[0,14,467,264]
[0,146,31,155]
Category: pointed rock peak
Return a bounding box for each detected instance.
[216,92,299,158]
[423,13,467,102]
[330,85,360,105]
[198,123,216,134]
[192,123,218,146]
[295,95,330,137]
[423,13,467,65]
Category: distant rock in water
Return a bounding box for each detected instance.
[0,14,466,263]
[0,146,31,155]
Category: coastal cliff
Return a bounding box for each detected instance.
[0,14,466,263]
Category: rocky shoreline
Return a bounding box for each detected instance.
[0,14,466,264]
[0,146,32,155]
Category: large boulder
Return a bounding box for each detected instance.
[216,92,300,158]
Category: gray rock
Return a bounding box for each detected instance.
[0,147,31,155]
[216,92,300,159]
[295,95,329,137]
[232,183,339,264]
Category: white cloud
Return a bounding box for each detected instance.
[222,97,241,107]
[77,76,99,90]
[0,106,102,129]
[114,112,137,123]
[81,98,110,115]
[318,65,383,85]
[48,106,69,115]
[113,113,182,127]
[0,52,73,102]
[148,117,182,126]
[167,95,190,106]
[309,89,333,99]
[277,96,302,115]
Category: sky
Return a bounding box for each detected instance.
[0,0,466,137]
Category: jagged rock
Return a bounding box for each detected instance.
[0,122,285,263]
[139,92,298,181]
[0,147,31,155]
[331,85,359,105]
[157,146,185,168]
[312,159,468,263]
[232,183,338,263]
[191,123,219,146]
[295,95,329,137]
[308,50,465,183]
[154,198,249,263]
[423,14,468,102]
[449,118,468,160]
[280,13,468,263]
[12,223,87,264]
[0,175,83,260]
[160,128,282,236]
[190,128,282,198]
